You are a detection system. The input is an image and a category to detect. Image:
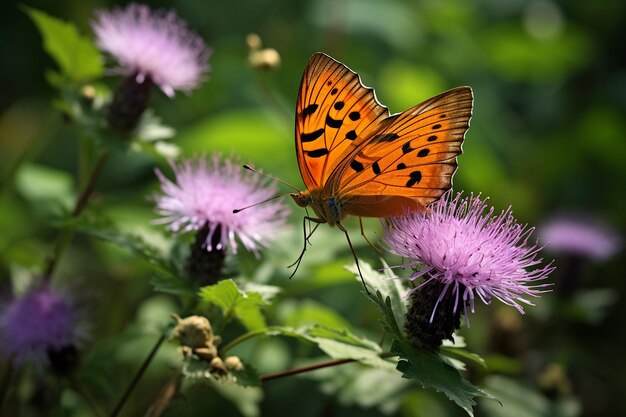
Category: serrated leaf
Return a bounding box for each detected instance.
[199,280,267,331]
[394,339,493,416]
[250,325,394,370]
[23,6,103,81]
[365,290,493,415]
[346,260,408,328]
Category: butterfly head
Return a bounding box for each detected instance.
[290,191,311,209]
[290,191,344,226]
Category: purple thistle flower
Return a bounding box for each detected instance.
[384,193,553,322]
[92,3,210,97]
[154,155,290,255]
[0,287,80,367]
[538,216,621,261]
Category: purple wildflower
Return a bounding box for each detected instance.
[538,216,621,261]
[154,155,290,255]
[0,287,80,367]
[92,3,210,97]
[384,193,553,321]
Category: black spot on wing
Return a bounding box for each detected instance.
[346,130,357,140]
[405,171,422,187]
[325,115,343,128]
[427,135,437,142]
[418,149,430,157]
[331,88,338,95]
[432,123,442,130]
[402,141,414,154]
[302,104,318,117]
[372,161,381,175]
[349,111,361,121]
[350,160,364,172]
[334,101,345,110]
[307,148,328,158]
[300,129,324,143]
[372,133,399,143]
[397,163,407,170]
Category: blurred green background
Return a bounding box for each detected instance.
[1,0,625,416]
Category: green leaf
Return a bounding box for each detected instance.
[251,325,394,370]
[364,289,493,416]
[480,375,579,417]
[346,260,408,327]
[23,6,103,81]
[306,365,409,413]
[309,326,393,370]
[14,163,74,208]
[199,280,267,331]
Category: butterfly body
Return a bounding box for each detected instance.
[293,52,473,226]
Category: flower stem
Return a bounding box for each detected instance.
[108,334,165,417]
[260,352,396,382]
[43,151,110,281]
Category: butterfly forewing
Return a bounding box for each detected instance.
[329,87,473,211]
[295,53,390,190]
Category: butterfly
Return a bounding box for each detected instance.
[289,53,473,284]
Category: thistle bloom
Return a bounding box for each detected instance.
[92,3,210,97]
[384,193,553,321]
[0,287,80,367]
[538,216,621,261]
[154,156,290,255]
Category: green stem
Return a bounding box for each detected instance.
[43,151,110,281]
[108,334,165,417]
[219,329,268,354]
[78,136,94,191]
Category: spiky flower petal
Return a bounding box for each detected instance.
[384,193,553,321]
[154,155,290,255]
[92,3,210,97]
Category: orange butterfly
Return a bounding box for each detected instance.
[289,53,473,281]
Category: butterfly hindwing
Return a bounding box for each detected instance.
[329,87,473,212]
[295,53,390,190]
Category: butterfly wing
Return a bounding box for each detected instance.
[295,53,391,191]
[326,86,473,216]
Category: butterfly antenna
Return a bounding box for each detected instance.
[242,164,301,192]
[233,193,287,214]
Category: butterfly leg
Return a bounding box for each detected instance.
[288,216,324,279]
[359,217,383,254]
[337,222,370,295]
